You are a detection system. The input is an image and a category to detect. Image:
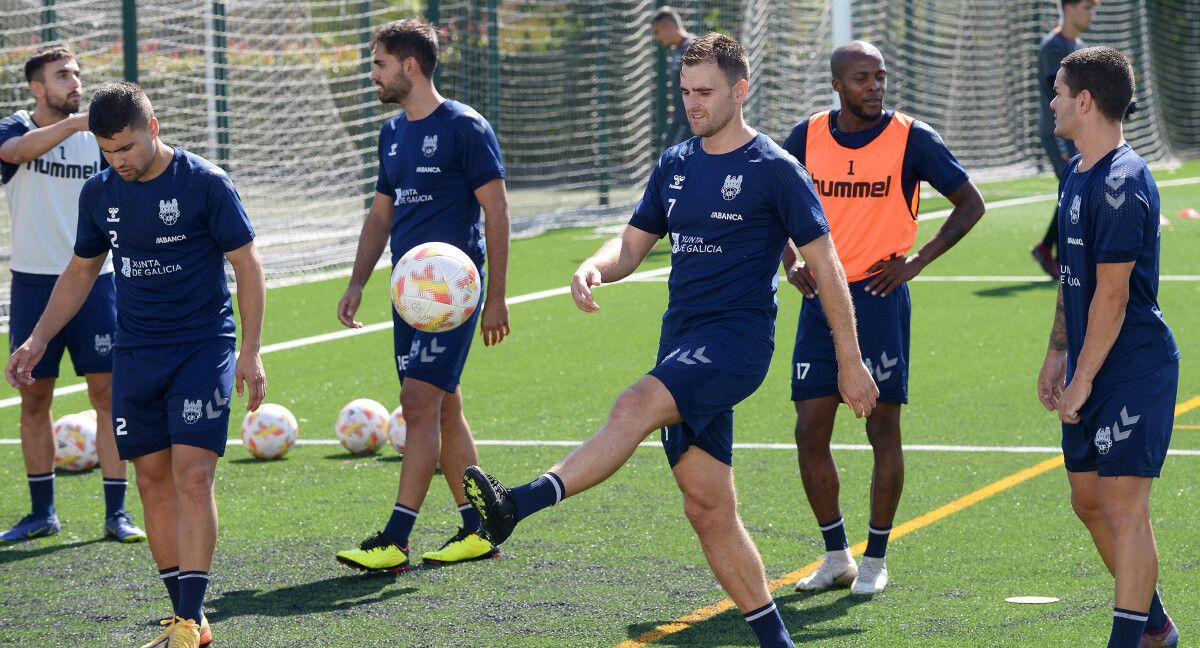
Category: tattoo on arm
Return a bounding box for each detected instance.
[1050,288,1067,351]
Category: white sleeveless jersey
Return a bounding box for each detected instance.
[1,110,113,275]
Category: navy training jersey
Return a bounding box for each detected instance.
[74,148,255,348]
[1057,144,1178,385]
[629,134,829,344]
[375,99,505,269]
[782,109,969,206]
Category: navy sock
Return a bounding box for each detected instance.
[511,472,564,523]
[1146,590,1168,632]
[177,571,209,623]
[102,478,128,518]
[818,517,848,552]
[1108,608,1148,648]
[743,601,793,648]
[27,472,55,517]
[159,566,181,614]
[458,502,481,532]
[863,524,892,559]
[383,504,418,548]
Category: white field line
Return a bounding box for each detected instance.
[0,266,673,410]
[0,437,1197,456]
[919,175,1200,222]
[633,274,1200,283]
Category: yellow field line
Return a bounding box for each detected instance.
[615,454,1065,648]
[1175,395,1200,417]
[1176,425,1200,430]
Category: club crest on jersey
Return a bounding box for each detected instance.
[181,399,203,425]
[422,135,438,157]
[721,175,742,201]
[120,257,131,278]
[107,207,120,222]
[1069,194,1081,225]
[93,334,112,356]
[158,198,180,225]
[1094,425,1113,454]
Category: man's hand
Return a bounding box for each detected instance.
[66,112,90,132]
[1058,376,1091,425]
[337,284,364,329]
[838,358,879,419]
[480,297,510,346]
[1037,351,1066,412]
[235,350,266,412]
[571,264,603,312]
[786,261,818,298]
[5,336,48,387]
[865,255,924,297]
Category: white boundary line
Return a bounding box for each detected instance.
[1,437,1197,455]
[918,176,1200,222]
[0,266,673,410]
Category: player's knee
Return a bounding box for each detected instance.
[86,382,112,412]
[174,462,216,500]
[1098,497,1150,536]
[400,387,442,422]
[1069,491,1102,524]
[681,492,735,536]
[18,389,53,420]
[610,383,667,431]
[135,467,171,497]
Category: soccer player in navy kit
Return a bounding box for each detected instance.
[1,46,146,544]
[335,19,511,573]
[6,82,266,648]
[463,34,877,648]
[1037,47,1179,648]
[781,42,985,595]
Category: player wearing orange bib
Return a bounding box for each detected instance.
[782,42,985,595]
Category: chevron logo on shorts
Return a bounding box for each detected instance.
[663,346,711,366]
[864,351,898,382]
[419,338,447,363]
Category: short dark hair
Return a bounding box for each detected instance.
[651,6,683,28]
[1060,46,1134,122]
[681,33,749,86]
[88,81,154,138]
[372,19,439,79]
[24,46,75,83]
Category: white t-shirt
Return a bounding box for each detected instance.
[0,109,113,275]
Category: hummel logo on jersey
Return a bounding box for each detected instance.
[669,175,685,190]
[710,211,743,221]
[181,399,203,425]
[107,207,120,222]
[422,135,438,157]
[721,175,743,200]
[159,198,180,225]
[1069,194,1081,225]
[1067,237,1084,246]
[93,334,112,356]
[388,143,398,156]
[416,166,442,173]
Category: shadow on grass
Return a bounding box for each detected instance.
[624,590,869,646]
[0,537,106,565]
[973,281,1056,298]
[206,573,416,621]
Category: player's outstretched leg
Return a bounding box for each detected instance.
[464,376,680,545]
[791,396,856,592]
[3,380,60,543]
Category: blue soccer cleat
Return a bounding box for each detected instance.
[105,511,148,543]
[1,512,61,542]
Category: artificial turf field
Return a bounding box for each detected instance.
[1,161,1198,646]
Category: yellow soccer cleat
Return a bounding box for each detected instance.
[139,616,200,648]
[336,531,410,573]
[421,527,501,565]
[156,614,211,647]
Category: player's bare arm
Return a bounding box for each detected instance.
[781,240,817,298]
[1058,261,1133,424]
[5,252,105,386]
[866,179,985,297]
[226,240,267,411]
[337,191,393,328]
[0,112,89,164]
[571,224,659,313]
[1038,285,1069,412]
[798,233,878,418]
[475,177,511,346]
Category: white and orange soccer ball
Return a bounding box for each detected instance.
[387,406,407,455]
[336,398,390,455]
[241,403,299,460]
[391,242,482,332]
[54,412,98,472]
